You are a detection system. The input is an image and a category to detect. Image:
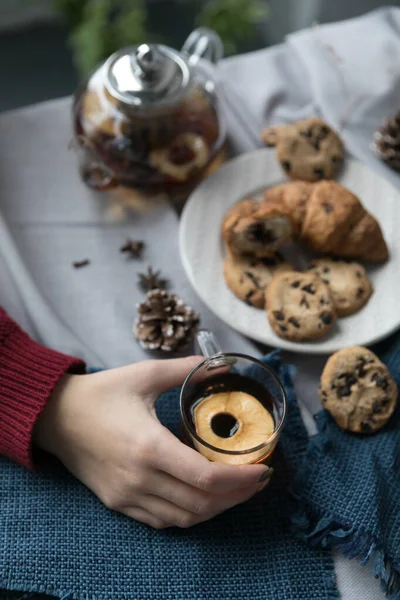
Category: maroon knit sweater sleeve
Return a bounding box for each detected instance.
[0,307,85,469]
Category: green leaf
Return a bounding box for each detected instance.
[69,0,111,74]
[113,0,148,48]
[53,0,268,74]
[69,0,149,75]
[197,0,268,54]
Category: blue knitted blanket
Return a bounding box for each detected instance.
[291,334,400,600]
[0,353,338,600]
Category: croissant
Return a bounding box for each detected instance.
[264,181,388,262]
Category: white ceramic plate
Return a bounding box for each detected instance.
[180,149,400,354]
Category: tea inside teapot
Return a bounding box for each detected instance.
[72,28,225,191]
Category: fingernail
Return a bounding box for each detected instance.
[258,467,274,483]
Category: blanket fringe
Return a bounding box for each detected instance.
[291,504,400,600]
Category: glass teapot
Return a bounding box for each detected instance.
[72,28,225,191]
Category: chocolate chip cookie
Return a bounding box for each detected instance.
[320,346,397,433]
[308,258,373,317]
[222,198,293,257]
[266,272,336,341]
[223,251,293,308]
[261,118,344,182]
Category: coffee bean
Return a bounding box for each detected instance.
[371,374,389,390]
[291,280,300,288]
[322,202,334,214]
[288,317,300,328]
[320,312,333,325]
[314,168,325,179]
[273,310,285,321]
[302,284,315,295]
[282,161,291,172]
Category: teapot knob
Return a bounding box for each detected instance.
[135,44,164,81]
[182,27,224,66]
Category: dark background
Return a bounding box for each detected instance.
[0,0,399,113]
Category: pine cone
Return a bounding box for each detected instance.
[372,110,400,171]
[135,289,199,352]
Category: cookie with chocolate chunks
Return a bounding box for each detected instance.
[223,251,292,308]
[261,117,343,182]
[308,258,373,317]
[222,198,293,258]
[265,271,336,341]
[320,346,397,433]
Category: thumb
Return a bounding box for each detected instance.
[148,356,203,394]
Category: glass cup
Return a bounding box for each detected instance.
[180,330,287,465]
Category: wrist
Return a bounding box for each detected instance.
[33,373,84,459]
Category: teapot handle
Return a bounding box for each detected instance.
[182,27,224,66]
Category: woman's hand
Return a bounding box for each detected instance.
[34,357,272,529]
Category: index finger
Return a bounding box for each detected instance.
[153,427,270,493]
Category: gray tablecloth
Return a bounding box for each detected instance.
[2,6,400,600]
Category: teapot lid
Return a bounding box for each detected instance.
[104,43,191,111]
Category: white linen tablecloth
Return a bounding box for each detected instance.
[2,7,400,599]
